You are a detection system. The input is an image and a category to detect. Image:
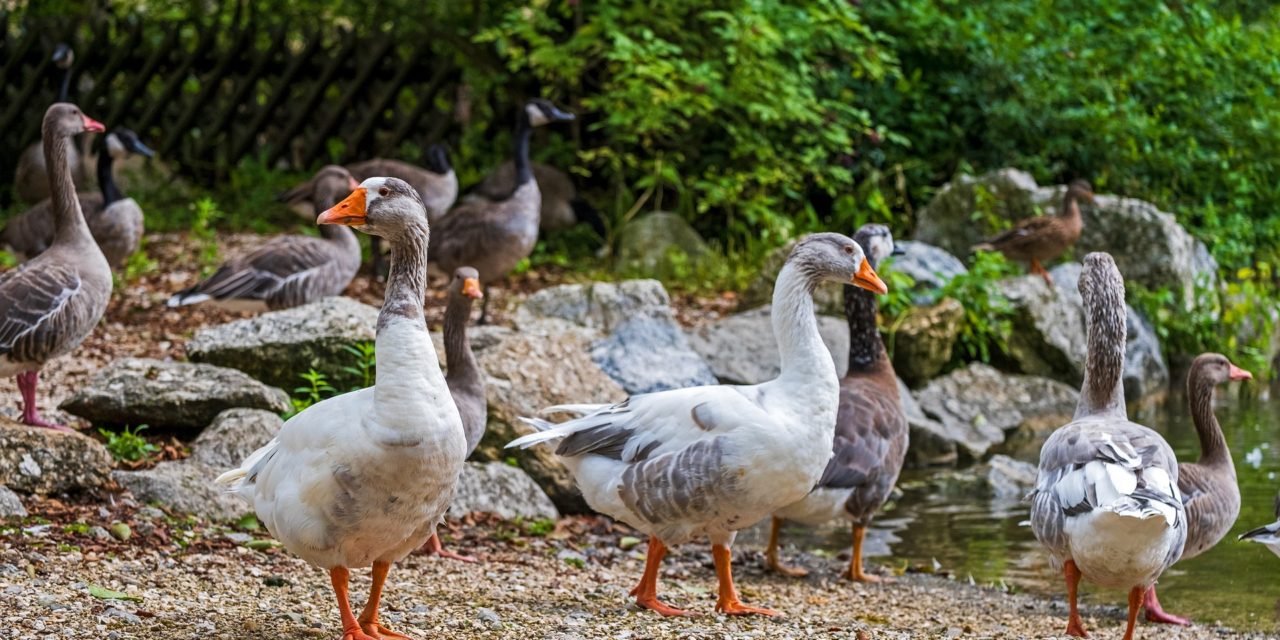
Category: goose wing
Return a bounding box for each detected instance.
[816,381,908,518]
[0,261,84,362]
[169,235,342,308]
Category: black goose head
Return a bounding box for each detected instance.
[424,144,452,174]
[524,98,575,128]
[52,43,74,70]
[105,128,155,159]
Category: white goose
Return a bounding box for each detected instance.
[508,233,887,616]
[1030,252,1186,640]
[217,177,465,640]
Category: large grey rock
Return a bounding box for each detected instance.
[0,486,26,518]
[898,377,956,468]
[113,409,282,520]
[913,364,1079,464]
[519,280,716,394]
[614,212,711,278]
[450,462,559,521]
[186,296,378,390]
[1001,262,1168,401]
[60,359,290,431]
[983,454,1038,501]
[685,306,850,384]
[890,241,967,301]
[888,298,963,387]
[0,418,113,494]
[473,322,627,514]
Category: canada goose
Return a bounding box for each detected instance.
[14,45,87,204]
[467,161,605,237]
[167,166,361,311]
[348,144,459,277]
[430,99,574,322]
[2,129,154,268]
[0,103,111,430]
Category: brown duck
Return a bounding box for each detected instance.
[1142,353,1251,626]
[973,179,1094,285]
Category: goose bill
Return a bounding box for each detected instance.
[852,259,887,295]
[82,115,105,133]
[317,188,367,226]
[462,277,483,299]
[1229,364,1253,381]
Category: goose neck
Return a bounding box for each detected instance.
[45,122,92,248]
[444,293,480,385]
[58,68,71,103]
[512,113,533,187]
[1189,369,1231,468]
[772,262,837,385]
[97,149,123,206]
[844,282,886,374]
[1075,288,1127,420]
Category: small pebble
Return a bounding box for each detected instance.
[104,607,141,625]
[109,522,132,541]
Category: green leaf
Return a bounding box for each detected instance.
[88,584,142,602]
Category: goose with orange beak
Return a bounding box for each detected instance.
[508,232,886,617]
[218,176,466,640]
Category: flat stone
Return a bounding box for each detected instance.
[0,418,113,494]
[186,296,379,390]
[60,359,289,431]
[450,461,559,521]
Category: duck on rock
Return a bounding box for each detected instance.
[1142,353,1251,626]
[216,177,466,640]
[973,179,1094,286]
[1030,252,1186,640]
[508,233,887,616]
[766,224,909,582]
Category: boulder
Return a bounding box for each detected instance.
[0,486,26,519]
[519,279,716,394]
[113,409,282,520]
[890,241,968,301]
[60,359,290,431]
[913,364,1078,464]
[898,377,957,468]
[741,238,843,315]
[0,418,113,494]
[473,322,627,513]
[614,212,712,278]
[1000,262,1168,401]
[186,296,378,390]
[888,298,963,387]
[685,306,850,384]
[450,461,559,521]
[983,454,1038,501]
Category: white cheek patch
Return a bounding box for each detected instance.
[871,236,893,263]
[527,104,550,127]
[106,134,126,158]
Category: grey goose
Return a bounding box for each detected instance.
[348,144,459,277]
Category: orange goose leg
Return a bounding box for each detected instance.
[764,517,809,577]
[847,524,886,583]
[1142,584,1191,625]
[630,536,694,616]
[420,533,478,563]
[713,544,781,616]
[1031,259,1054,286]
[1064,560,1088,638]
[357,561,416,640]
[1122,586,1144,640]
[330,567,378,640]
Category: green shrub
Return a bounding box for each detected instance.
[98,425,159,463]
[939,252,1019,363]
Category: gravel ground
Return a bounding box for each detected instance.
[0,499,1261,640]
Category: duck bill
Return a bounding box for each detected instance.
[851,259,887,295]
[317,188,367,226]
[1229,364,1253,381]
[462,277,484,299]
[82,115,105,133]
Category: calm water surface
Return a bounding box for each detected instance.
[750,385,1280,633]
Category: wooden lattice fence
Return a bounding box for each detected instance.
[0,8,469,199]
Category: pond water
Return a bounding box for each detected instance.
[748,384,1280,633]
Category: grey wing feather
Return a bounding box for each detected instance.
[618,436,740,537]
[817,382,909,522]
[174,236,347,308]
[0,262,85,363]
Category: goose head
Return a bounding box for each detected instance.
[1189,353,1253,386]
[852,223,901,269]
[790,232,886,295]
[318,176,426,239]
[449,267,484,300]
[105,128,155,160]
[52,43,74,70]
[424,144,453,174]
[45,103,104,137]
[311,165,360,210]
[525,98,575,128]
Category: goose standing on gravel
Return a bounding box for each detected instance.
[420,266,487,563]
[431,99,575,323]
[166,165,361,311]
[508,233,888,616]
[1030,252,1186,640]
[1240,494,1280,558]
[217,177,466,640]
[468,161,605,237]
[767,224,908,582]
[14,45,86,204]
[973,180,1094,286]
[348,144,459,276]
[3,128,154,268]
[1142,353,1251,626]
[0,104,110,430]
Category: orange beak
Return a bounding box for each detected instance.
[82,114,105,133]
[852,258,887,295]
[1229,364,1253,381]
[462,277,483,299]
[317,188,367,226]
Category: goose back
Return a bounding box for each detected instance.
[429,180,541,283]
[469,160,577,230]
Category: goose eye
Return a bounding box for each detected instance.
[378,187,390,197]
[844,245,854,255]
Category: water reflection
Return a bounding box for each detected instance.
[747,384,1280,632]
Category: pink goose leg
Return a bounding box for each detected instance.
[17,371,73,432]
[1143,584,1192,626]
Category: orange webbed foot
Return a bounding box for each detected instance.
[341,627,381,640]
[431,548,478,563]
[1065,620,1089,638]
[846,570,891,584]
[636,596,697,617]
[715,599,783,617]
